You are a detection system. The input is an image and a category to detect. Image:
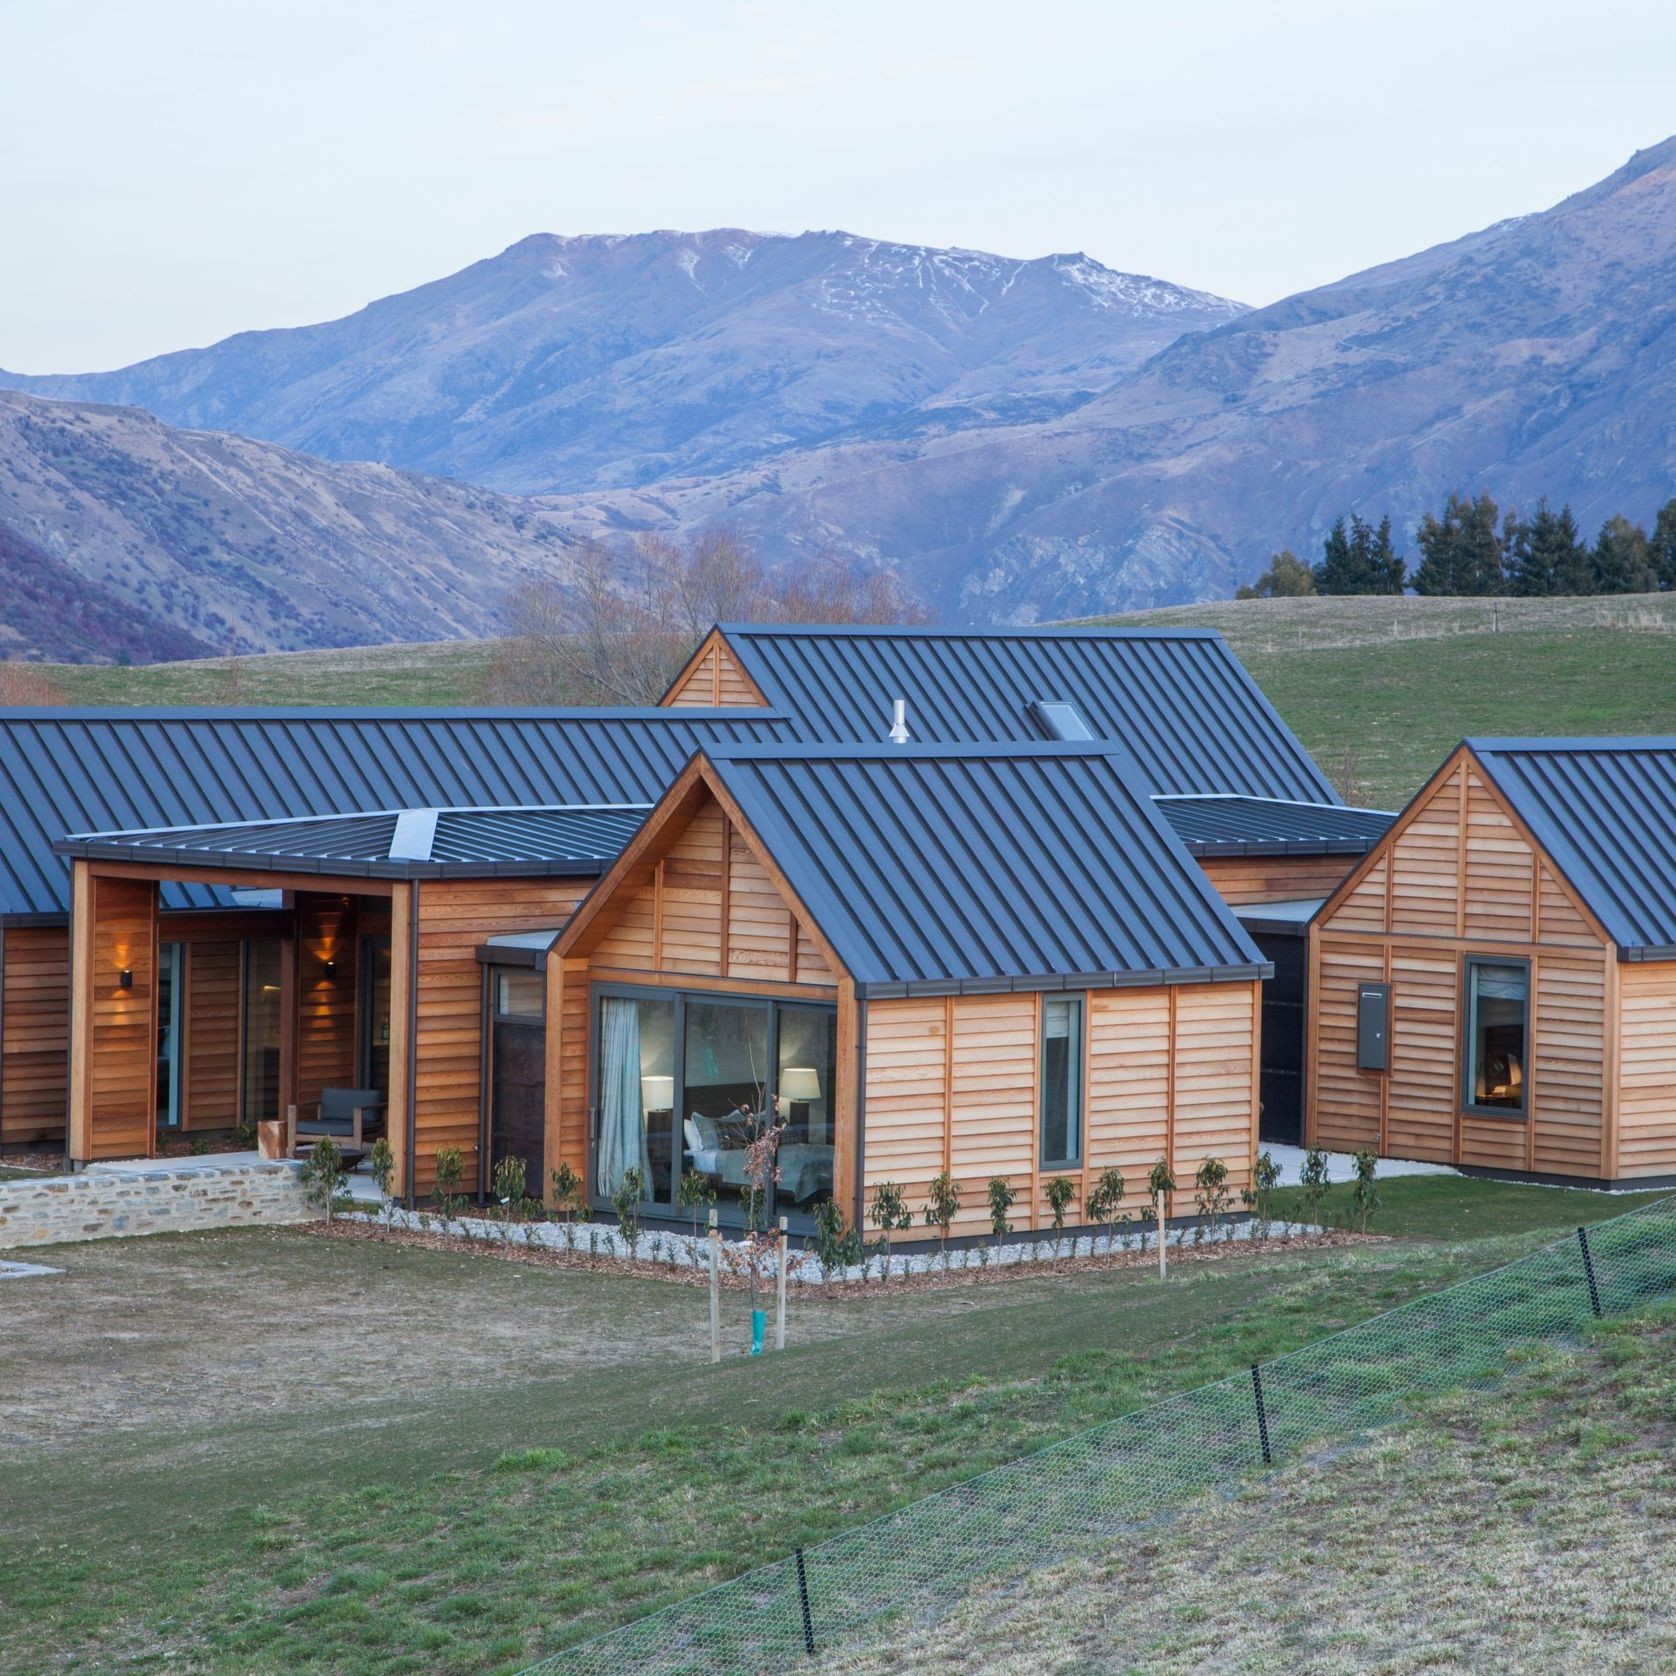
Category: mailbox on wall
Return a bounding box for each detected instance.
[1356,981,1391,1072]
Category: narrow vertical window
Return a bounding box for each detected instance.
[1040,995,1084,1167]
[1464,960,1528,1115]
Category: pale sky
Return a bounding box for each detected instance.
[2,0,1671,372]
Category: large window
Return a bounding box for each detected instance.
[241,938,283,1125]
[592,987,835,1227]
[1464,960,1528,1115]
[1040,995,1084,1167]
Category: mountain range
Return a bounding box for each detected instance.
[3,137,1675,657]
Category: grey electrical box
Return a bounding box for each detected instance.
[1357,982,1391,1071]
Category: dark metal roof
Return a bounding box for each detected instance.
[55,804,648,882]
[715,624,1341,804]
[0,708,790,920]
[1468,738,1676,960]
[701,742,1270,997]
[1155,795,1396,857]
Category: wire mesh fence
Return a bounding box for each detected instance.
[521,1195,1676,1675]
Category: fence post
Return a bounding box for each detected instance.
[1156,1189,1167,1280]
[1576,1225,1603,1319]
[1250,1362,1273,1466]
[794,1546,816,1656]
[709,1210,722,1363]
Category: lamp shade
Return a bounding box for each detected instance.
[641,1074,675,1111]
[779,1066,821,1102]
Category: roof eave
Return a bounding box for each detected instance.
[854,961,1272,1000]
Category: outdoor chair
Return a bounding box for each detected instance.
[290,1087,385,1164]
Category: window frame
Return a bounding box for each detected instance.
[1038,992,1086,1170]
[1459,955,1531,1120]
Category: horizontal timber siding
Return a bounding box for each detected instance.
[2,927,70,1147]
[1310,748,1619,1179]
[1617,962,1676,1178]
[183,940,240,1131]
[861,982,1258,1236]
[1197,854,1360,906]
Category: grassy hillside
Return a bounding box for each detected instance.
[21,594,1676,808]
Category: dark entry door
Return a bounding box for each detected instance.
[1255,932,1306,1145]
[490,1016,546,1194]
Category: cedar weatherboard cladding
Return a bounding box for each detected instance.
[713,624,1342,804]
[1468,738,1676,960]
[701,743,1270,995]
[0,708,790,919]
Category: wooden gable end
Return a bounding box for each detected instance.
[660,630,768,709]
[578,773,838,990]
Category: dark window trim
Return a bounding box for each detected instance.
[587,981,838,1232]
[1038,992,1085,1171]
[1459,954,1531,1121]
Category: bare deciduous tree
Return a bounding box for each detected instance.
[489,529,928,705]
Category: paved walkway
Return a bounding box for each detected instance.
[1264,1143,1458,1186]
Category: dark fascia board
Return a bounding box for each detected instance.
[474,944,545,968]
[854,961,1272,1000]
[713,621,1227,643]
[0,703,792,723]
[1622,944,1676,963]
[51,838,611,882]
[1,901,294,930]
[0,910,69,929]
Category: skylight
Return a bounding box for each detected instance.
[1027,699,1094,741]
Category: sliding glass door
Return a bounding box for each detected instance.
[592,986,836,1228]
[156,942,183,1131]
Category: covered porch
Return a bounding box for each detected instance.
[65,859,404,1185]
[57,803,645,1204]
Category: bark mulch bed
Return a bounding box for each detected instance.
[301,1213,1381,1295]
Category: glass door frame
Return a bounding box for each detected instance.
[586,981,837,1232]
[155,941,185,1132]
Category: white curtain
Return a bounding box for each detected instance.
[598,998,652,1199]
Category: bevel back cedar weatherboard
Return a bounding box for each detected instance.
[553,742,1268,1234]
[1309,739,1676,1186]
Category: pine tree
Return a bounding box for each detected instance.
[1591,515,1656,594]
[1459,492,1507,593]
[1413,494,1467,594]
[1502,508,1538,595]
[1368,514,1406,593]
[1550,504,1594,595]
[1312,518,1356,594]
[1646,499,1676,591]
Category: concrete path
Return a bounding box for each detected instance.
[1264,1143,1458,1186]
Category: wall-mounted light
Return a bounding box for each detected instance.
[118,968,134,990]
[323,959,337,980]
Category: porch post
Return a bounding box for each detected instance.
[68,864,159,1165]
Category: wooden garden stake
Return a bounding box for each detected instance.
[776,1214,788,1350]
[1156,1189,1167,1280]
[708,1209,721,1363]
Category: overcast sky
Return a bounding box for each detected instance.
[3,0,1671,372]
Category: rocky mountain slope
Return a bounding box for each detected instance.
[535,138,1676,618]
[0,391,579,658]
[6,231,1245,496]
[4,140,1674,644]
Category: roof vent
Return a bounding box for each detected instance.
[888,698,911,745]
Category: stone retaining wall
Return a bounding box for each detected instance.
[0,1161,310,1250]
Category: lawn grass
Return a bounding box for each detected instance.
[1269,1172,1672,1242]
[823,1303,1676,1674]
[1242,627,1676,808]
[0,1206,1602,1676]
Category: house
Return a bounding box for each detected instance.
[663,623,1397,1142]
[1,623,1393,1227]
[1309,738,1676,1187]
[551,742,1269,1234]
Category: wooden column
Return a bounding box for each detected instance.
[68,865,159,1164]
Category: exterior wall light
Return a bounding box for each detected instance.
[323,958,338,979]
[118,968,134,989]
